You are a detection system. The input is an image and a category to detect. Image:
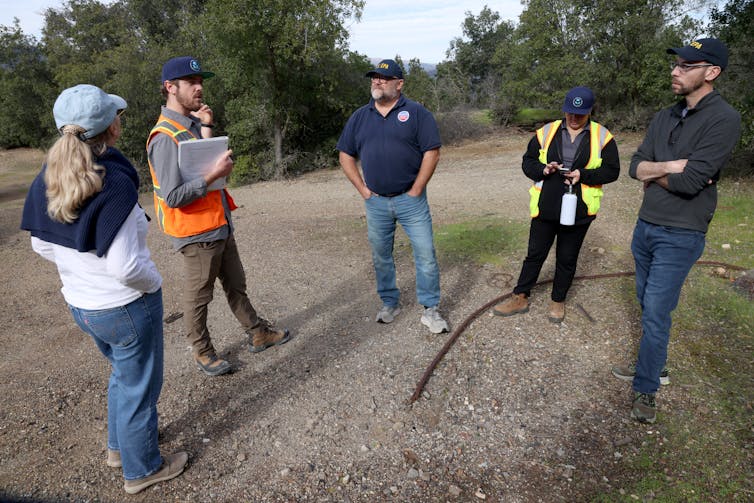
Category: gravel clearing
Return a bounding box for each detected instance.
[1,131,683,502]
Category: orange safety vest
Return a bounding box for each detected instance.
[529,120,613,218]
[146,115,236,238]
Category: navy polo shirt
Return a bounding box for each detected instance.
[337,95,441,195]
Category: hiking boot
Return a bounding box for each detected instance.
[612,362,669,385]
[248,319,291,353]
[492,293,529,317]
[375,305,401,324]
[107,449,121,468]
[421,306,449,334]
[195,354,231,376]
[547,301,565,323]
[631,392,656,424]
[123,451,188,495]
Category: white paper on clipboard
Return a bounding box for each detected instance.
[177,136,229,191]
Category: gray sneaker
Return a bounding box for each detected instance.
[421,306,449,334]
[631,392,656,423]
[376,305,401,324]
[612,361,669,385]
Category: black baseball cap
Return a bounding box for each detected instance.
[365,59,403,79]
[161,56,215,82]
[667,38,728,70]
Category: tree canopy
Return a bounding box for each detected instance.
[1,0,751,180]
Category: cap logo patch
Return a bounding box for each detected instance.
[690,40,702,49]
[397,111,410,122]
[379,63,389,70]
[573,97,583,108]
[190,60,201,72]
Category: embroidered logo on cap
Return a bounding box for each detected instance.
[190,60,201,72]
[397,111,410,122]
[573,97,583,108]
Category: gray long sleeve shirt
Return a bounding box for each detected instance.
[147,106,231,250]
[629,90,741,233]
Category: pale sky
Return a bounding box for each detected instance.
[1,0,524,64]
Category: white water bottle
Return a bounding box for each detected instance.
[560,184,577,226]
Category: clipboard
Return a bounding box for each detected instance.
[177,136,229,191]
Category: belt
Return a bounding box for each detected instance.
[375,189,409,197]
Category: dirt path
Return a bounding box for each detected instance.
[1,131,662,502]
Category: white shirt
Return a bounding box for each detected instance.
[31,203,162,310]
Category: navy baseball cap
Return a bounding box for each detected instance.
[161,56,215,82]
[366,59,403,79]
[53,84,127,139]
[667,37,728,69]
[562,86,594,115]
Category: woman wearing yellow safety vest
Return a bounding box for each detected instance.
[493,86,620,323]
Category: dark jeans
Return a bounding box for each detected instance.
[180,234,259,358]
[631,219,705,394]
[513,218,591,302]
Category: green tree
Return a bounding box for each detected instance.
[498,0,703,127]
[0,21,55,148]
[405,58,436,111]
[579,0,699,127]
[503,0,590,110]
[433,60,468,112]
[203,0,364,179]
[447,6,515,107]
[40,0,211,174]
[709,0,754,175]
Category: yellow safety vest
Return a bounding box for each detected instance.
[146,115,235,237]
[529,120,613,218]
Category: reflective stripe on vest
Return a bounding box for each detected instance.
[146,115,235,237]
[529,120,612,217]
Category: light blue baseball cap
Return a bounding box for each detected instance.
[53,84,127,139]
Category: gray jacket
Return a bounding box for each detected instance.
[629,90,740,233]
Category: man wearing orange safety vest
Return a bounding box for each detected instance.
[147,56,290,377]
[492,86,620,323]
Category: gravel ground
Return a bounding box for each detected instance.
[0,131,679,502]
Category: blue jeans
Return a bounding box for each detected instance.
[364,191,441,308]
[631,219,705,393]
[69,290,164,480]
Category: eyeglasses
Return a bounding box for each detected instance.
[670,62,714,72]
[371,75,398,83]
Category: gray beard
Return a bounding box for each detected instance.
[372,88,398,102]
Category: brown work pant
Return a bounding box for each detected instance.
[180,234,258,358]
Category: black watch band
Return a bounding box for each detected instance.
[201,123,215,129]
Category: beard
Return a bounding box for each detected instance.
[174,83,202,112]
[672,76,705,97]
[371,86,399,102]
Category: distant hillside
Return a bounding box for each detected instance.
[368,57,437,77]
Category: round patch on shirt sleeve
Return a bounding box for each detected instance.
[397,111,410,122]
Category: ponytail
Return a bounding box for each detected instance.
[44,125,108,223]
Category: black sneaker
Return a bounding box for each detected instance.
[631,392,656,423]
[611,362,669,385]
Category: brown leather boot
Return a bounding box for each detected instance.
[195,354,231,376]
[492,293,529,317]
[248,319,291,353]
[547,301,565,323]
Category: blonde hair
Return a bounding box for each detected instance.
[44,125,111,223]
